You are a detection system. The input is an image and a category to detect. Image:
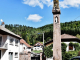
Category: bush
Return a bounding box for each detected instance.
[61,43,67,53]
[44,47,53,58]
[48,44,53,49]
[62,42,79,60]
[62,51,78,60]
[74,43,80,51]
[69,42,74,46]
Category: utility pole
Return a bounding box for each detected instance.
[43,33,44,53]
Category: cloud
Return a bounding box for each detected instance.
[22,0,53,9]
[1,19,3,22]
[26,14,43,22]
[23,0,80,9]
[60,0,80,8]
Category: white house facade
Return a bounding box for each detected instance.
[20,39,31,54]
[0,25,21,60]
[33,42,43,51]
[62,42,78,52]
[45,34,80,52]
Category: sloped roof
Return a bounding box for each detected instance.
[0,25,21,39]
[44,34,80,45]
[61,34,77,39]
[20,39,31,47]
[34,42,43,46]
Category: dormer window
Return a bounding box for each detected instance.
[55,16,58,23]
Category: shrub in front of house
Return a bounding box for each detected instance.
[44,42,80,59]
[62,51,79,60]
[44,47,53,58]
[61,43,67,53]
[74,43,80,51]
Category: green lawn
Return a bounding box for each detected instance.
[32,50,43,53]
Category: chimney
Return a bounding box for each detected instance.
[1,22,5,27]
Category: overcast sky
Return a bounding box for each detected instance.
[0,0,80,28]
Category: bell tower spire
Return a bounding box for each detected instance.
[52,0,62,60]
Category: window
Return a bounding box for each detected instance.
[69,45,73,50]
[0,36,2,45]
[37,46,40,47]
[0,50,1,59]
[15,53,18,58]
[69,43,73,50]
[24,47,25,50]
[55,16,58,23]
[10,38,14,45]
[9,52,13,59]
[27,47,31,49]
[15,40,18,46]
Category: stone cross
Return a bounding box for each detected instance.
[52,0,62,60]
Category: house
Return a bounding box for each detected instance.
[44,34,80,51]
[20,39,31,54]
[33,42,43,51]
[0,24,21,60]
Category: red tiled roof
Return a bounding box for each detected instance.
[20,39,31,47]
[34,42,43,46]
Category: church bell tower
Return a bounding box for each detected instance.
[52,0,62,60]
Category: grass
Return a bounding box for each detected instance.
[32,50,43,53]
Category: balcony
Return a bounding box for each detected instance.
[0,43,8,50]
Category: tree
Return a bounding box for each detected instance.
[76,34,80,39]
[46,37,51,42]
[26,36,30,44]
[74,43,80,51]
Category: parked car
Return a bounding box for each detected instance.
[70,56,80,60]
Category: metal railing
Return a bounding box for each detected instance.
[0,42,8,49]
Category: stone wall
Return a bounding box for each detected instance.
[19,52,31,60]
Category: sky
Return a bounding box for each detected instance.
[0,0,80,28]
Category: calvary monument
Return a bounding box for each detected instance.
[52,0,62,60]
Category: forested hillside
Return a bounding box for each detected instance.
[5,20,80,45]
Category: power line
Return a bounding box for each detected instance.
[74,16,80,20]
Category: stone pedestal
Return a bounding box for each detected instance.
[28,52,31,60]
[40,52,43,60]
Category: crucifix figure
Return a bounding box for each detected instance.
[53,0,59,9]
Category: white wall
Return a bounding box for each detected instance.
[33,47,42,51]
[8,35,20,60]
[20,44,23,52]
[27,48,31,52]
[0,34,8,60]
[0,35,20,60]
[46,57,53,60]
[20,43,31,54]
[62,42,77,52]
[52,41,78,52]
